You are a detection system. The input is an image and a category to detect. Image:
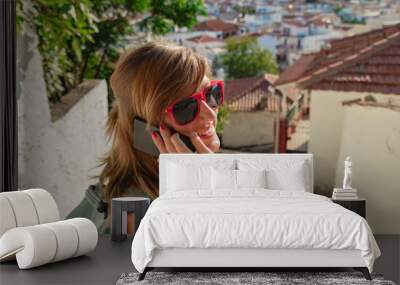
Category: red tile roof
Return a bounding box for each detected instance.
[274,53,318,86]
[281,86,302,102]
[195,19,239,33]
[275,23,400,95]
[186,35,222,43]
[225,74,283,112]
[228,32,266,41]
[225,75,269,103]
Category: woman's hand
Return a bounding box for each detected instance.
[151,124,213,154]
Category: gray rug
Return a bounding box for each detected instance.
[116,272,396,285]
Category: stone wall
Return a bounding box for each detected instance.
[17,23,109,218]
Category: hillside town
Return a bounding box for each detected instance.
[135,0,400,155]
[166,0,400,70]
[155,1,400,204]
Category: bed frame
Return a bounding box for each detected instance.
[140,248,371,280]
[139,154,371,281]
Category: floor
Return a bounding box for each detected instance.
[146,235,400,284]
[0,236,134,284]
[0,235,398,284]
[374,235,400,284]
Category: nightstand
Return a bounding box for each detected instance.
[331,198,366,218]
[111,197,150,242]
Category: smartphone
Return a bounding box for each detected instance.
[133,117,196,156]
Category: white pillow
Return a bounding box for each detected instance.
[236,169,267,189]
[238,159,309,191]
[265,161,307,191]
[212,168,237,190]
[211,169,267,190]
[166,157,236,170]
[167,162,212,191]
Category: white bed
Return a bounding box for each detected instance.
[131,154,380,280]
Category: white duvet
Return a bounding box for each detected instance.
[131,190,380,273]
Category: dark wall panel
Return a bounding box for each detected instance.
[0,0,18,192]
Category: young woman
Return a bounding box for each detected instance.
[68,41,224,233]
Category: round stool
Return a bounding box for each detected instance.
[111,197,150,242]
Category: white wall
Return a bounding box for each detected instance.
[301,32,343,53]
[282,24,308,37]
[309,90,400,234]
[182,39,225,62]
[335,104,400,234]
[222,111,275,148]
[17,23,109,218]
[309,91,365,196]
[366,14,400,29]
[183,39,225,50]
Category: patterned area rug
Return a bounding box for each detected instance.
[116,272,396,285]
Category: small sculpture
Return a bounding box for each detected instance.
[342,156,352,190]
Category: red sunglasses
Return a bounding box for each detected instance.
[165,80,224,125]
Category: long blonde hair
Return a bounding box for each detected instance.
[100,41,211,202]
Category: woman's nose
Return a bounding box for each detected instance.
[198,100,217,122]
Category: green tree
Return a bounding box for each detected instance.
[333,4,343,15]
[216,104,229,135]
[140,0,207,34]
[220,37,278,80]
[18,0,207,103]
[17,0,99,102]
[233,5,255,17]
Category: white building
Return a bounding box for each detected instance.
[222,74,287,152]
[301,31,343,53]
[258,33,280,55]
[275,24,400,234]
[182,35,226,62]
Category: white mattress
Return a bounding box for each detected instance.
[131,190,380,273]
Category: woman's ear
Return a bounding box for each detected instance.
[162,115,174,129]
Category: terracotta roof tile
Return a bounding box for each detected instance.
[275,23,400,95]
[195,19,239,33]
[225,75,282,112]
[274,54,318,86]
[225,75,268,103]
[186,35,222,43]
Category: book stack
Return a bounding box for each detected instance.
[332,188,359,200]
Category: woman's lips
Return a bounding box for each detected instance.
[197,126,215,139]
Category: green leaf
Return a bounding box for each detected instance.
[72,38,82,62]
[216,104,230,134]
[69,6,77,20]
